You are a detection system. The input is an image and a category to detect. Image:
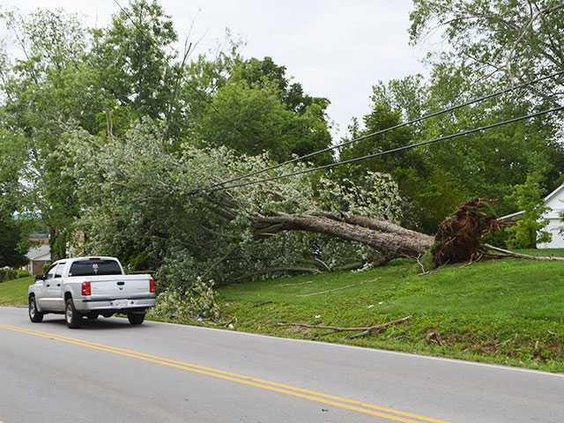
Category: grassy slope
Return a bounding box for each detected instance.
[0,276,32,306]
[1,253,563,372]
[220,256,564,372]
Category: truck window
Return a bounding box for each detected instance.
[54,262,66,278]
[45,264,57,279]
[68,259,123,277]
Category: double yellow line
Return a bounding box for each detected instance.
[0,323,446,423]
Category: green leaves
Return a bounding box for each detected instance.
[92,0,178,124]
[506,172,552,249]
[58,118,401,284]
[195,80,331,163]
[410,0,564,102]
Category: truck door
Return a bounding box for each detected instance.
[49,262,66,311]
[38,263,57,311]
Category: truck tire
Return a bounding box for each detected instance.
[65,298,83,329]
[28,296,44,323]
[127,312,145,326]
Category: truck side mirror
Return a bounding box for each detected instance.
[35,275,45,282]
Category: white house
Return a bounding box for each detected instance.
[539,184,564,248]
[501,183,564,248]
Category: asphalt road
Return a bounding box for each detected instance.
[0,307,563,423]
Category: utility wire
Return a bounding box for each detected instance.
[208,70,564,189]
[208,105,563,192]
[111,0,564,198]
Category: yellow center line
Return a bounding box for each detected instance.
[0,323,447,423]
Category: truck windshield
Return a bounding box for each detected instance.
[69,259,122,276]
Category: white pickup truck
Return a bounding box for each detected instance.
[28,256,156,328]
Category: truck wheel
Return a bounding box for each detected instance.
[65,298,83,329]
[28,296,44,323]
[127,312,145,326]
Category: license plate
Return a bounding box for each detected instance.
[113,300,128,308]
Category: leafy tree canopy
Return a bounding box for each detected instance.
[410,0,564,103]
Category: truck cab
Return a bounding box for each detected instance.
[28,256,156,328]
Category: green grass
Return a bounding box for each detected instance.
[0,276,33,306]
[1,251,563,372]
[219,256,564,372]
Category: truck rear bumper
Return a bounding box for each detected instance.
[74,296,156,312]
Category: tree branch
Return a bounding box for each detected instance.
[483,244,564,261]
[277,316,412,339]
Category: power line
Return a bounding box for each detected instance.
[208,105,563,192]
[208,70,564,189]
[111,0,564,198]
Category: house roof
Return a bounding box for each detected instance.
[26,244,51,261]
[543,183,564,204]
[499,183,564,221]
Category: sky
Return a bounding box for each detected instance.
[1,0,435,137]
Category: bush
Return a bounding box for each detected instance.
[0,268,18,282]
[149,278,220,322]
[16,269,31,279]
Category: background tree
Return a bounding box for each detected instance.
[0,123,27,267]
[187,54,333,164]
[92,0,179,137]
[0,218,27,268]
[196,80,332,163]
[506,172,552,248]
[403,0,564,233]
[0,9,96,259]
[343,60,563,233]
[410,0,564,104]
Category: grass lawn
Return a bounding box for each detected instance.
[0,276,32,306]
[1,252,563,372]
[219,256,564,372]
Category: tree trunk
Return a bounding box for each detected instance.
[252,212,433,258]
[248,199,557,266]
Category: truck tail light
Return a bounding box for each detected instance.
[149,278,156,293]
[81,281,91,296]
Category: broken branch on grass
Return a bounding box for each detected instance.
[297,282,364,297]
[277,315,412,339]
[483,244,564,261]
[415,254,430,275]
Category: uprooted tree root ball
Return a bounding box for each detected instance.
[431,198,501,266]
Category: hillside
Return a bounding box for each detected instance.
[1,255,563,372]
[220,256,564,372]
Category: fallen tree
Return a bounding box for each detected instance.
[69,134,556,285]
[252,212,434,258]
[249,199,499,266]
[249,198,558,266]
